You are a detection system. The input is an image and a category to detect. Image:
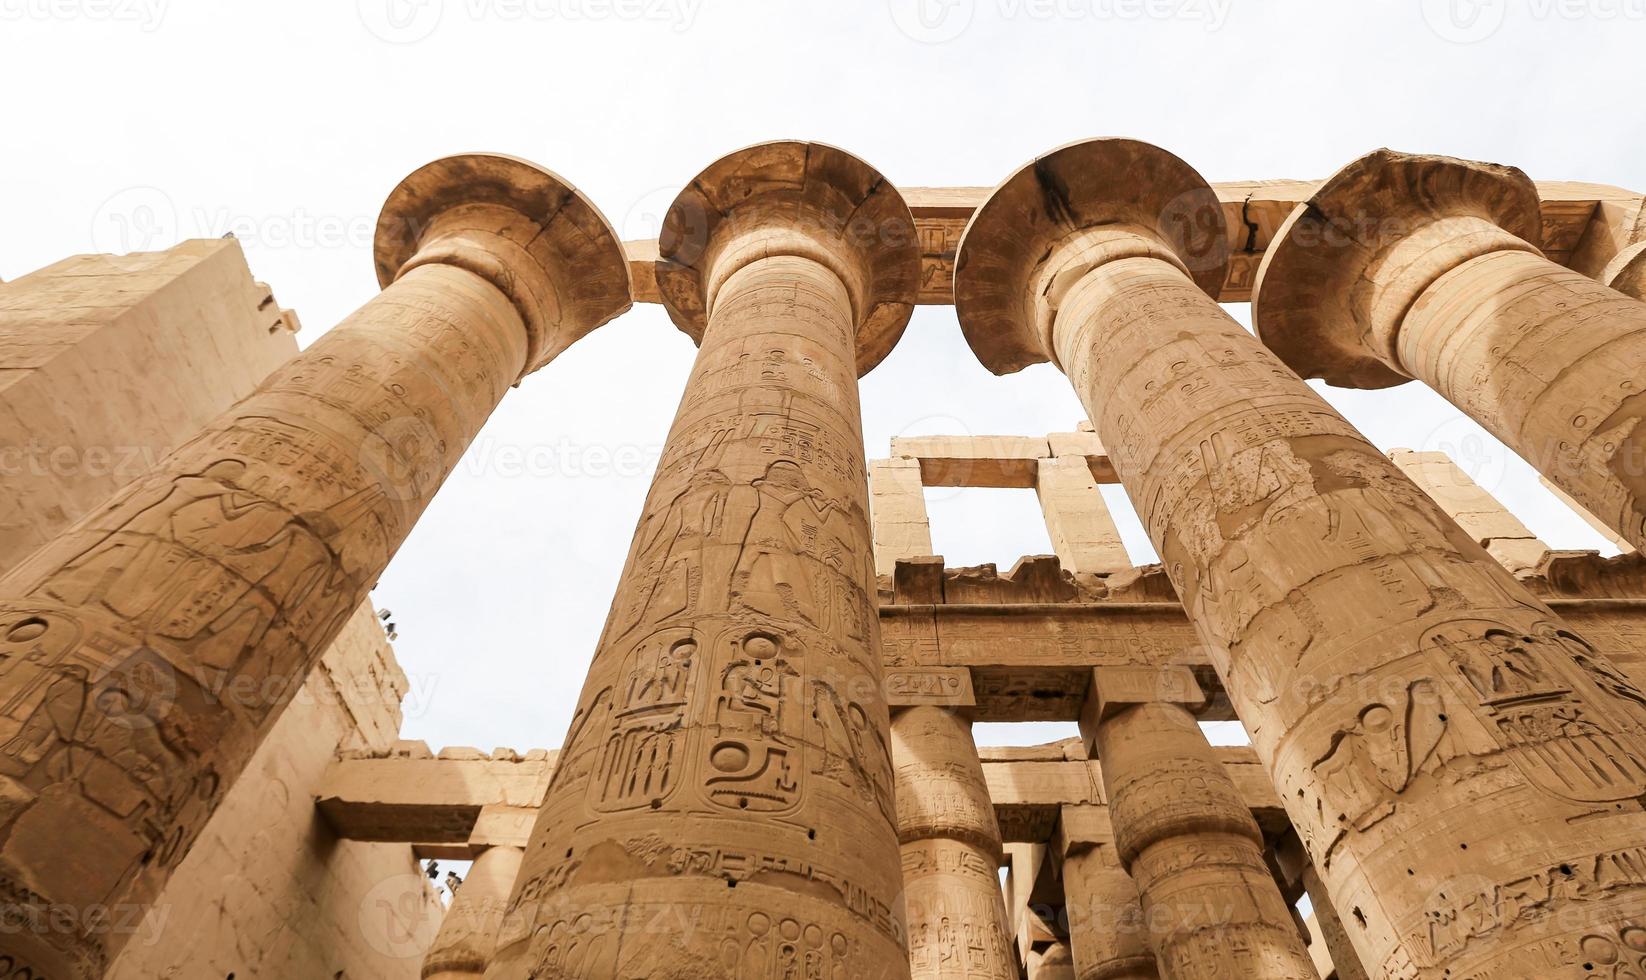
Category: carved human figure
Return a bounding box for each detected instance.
[0,153,631,979]
[953,138,1646,978]
[490,142,919,978]
[892,706,1016,979]
[1255,149,1646,553]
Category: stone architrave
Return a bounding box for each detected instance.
[424,845,525,979]
[953,137,1646,979]
[489,142,920,978]
[1255,149,1646,552]
[0,153,630,979]
[1079,667,1316,979]
[893,705,1017,979]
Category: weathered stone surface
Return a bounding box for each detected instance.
[424,844,523,979]
[955,137,1646,979]
[0,240,297,567]
[0,152,629,978]
[1087,692,1318,979]
[492,142,920,979]
[623,179,1639,306]
[1037,456,1130,574]
[1255,149,1646,553]
[872,457,935,576]
[893,707,1016,978]
[1055,806,1157,980]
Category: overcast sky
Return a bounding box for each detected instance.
[3,0,1639,753]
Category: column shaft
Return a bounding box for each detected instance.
[1056,251,1646,977]
[1094,701,1316,979]
[1061,839,1157,980]
[0,153,630,979]
[0,263,524,979]
[425,845,526,979]
[893,706,1016,979]
[492,254,905,977]
[1398,249,1646,551]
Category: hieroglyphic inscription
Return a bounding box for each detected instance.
[499,250,908,974]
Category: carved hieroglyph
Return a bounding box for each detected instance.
[425,845,525,978]
[0,153,630,979]
[953,138,1646,979]
[489,142,920,978]
[1254,149,1646,554]
[892,706,1017,979]
[1083,670,1317,979]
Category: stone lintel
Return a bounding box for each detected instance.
[316,748,556,845]
[317,746,1283,850]
[624,179,1638,307]
[891,435,1050,487]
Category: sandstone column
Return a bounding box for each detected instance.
[953,138,1646,978]
[1056,806,1157,980]
[424,845,525,979]
[490,142,919,978]
[893,705,1016,979]
[1253,149,1646,553]
[1078,667,1315,979]
[0,153,630,980]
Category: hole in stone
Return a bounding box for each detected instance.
[1351,907,1366,927]
[1560,864,1573,875]
[807,829,816,840]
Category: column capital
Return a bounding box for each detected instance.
[953,138,1229,375]
[1253,148,1541,388]
[654,140,919,376]
[374,153,632,382]
[1603,239,1646,299]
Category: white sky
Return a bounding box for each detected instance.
[2,0,1639,754]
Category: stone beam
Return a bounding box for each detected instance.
[315,742,1284,850]
[623,178,1642,307]
[880,555,1646,725]
[314,742,556,854]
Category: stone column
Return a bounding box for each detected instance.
[424,845,525,979]
[1299,864,1370,980]
[1602,239,1646,300]
[872,456,936,576]
[1077,667,1315,979]
[953,138,1646,979]
[892,705,1016,979]
[1036,455,1129,573]
[1253,149,1646,553]
[1388,449,1550,575]
[1056,805,1157,980]
[0,153,630,980]
[490,142,919,979]
[1030,943,1078,980]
